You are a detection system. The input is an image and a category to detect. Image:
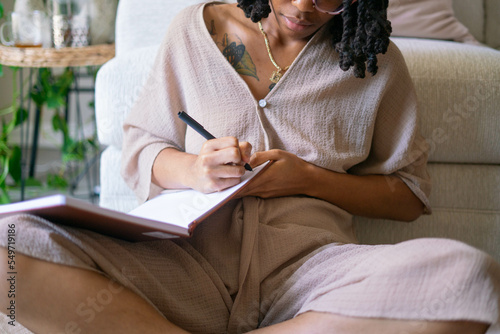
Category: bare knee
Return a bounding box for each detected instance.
[0,247,23,304]
[0,247,188,334]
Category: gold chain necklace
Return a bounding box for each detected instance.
[258,21,290,84]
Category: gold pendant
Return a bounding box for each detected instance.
[270,71,282,84]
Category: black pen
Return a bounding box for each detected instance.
[178,111,253,171]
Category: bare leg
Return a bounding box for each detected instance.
[0,248,190,334]
[250,312,489,334]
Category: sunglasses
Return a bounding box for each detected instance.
[311,0,357,15]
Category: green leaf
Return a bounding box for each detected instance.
[14,108,28,127]
[63,140,87,162]
[0,3,4,20]
[4,119,15,138]
[51,112,68,136]
[0,140,8,153]
[30,89,46,108]
[62,135,74,154]
[0,187,11,205]
[47,93,66,109]
[47,173,68,189]
[1,124,8,142]
[29,68,74,110]
[25,177,42,187]
[8,146,22,184]
[59,68,74,91]
[234,51,259,81]
[0,64,3,78]
[52,113,62,132]
[62,153,80,163]
[0,155,9,185]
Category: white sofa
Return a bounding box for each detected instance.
[95,0,500,262]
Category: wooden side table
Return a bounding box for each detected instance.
[0,44,115,202]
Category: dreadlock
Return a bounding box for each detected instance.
[236,0,392,78]
[237,0,272,22]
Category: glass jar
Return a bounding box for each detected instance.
[47,0,90,48]
[13,0,46,13]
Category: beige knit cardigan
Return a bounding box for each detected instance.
[121,3,431,213]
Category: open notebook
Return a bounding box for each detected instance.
[0,161,271,241]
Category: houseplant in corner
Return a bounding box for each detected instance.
[0,0,21,203]
[0,0,84,203]
[0,67,28,204]
[1,0,108,203]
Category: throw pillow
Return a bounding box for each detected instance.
[387,0,481,44]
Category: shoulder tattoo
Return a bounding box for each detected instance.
[209,21,259,81]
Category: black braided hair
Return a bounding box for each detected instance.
[237,0,272,22]
[236,0,392,78]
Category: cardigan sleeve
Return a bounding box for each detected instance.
[120,8,194,203]
[348,43,432,214]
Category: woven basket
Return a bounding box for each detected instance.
[0,44,115,68]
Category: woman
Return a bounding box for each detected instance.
[1,0,499,333]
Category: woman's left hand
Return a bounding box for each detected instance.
[237,149,314,199]
[238,149,425,222]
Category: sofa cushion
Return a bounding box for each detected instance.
[355,207,500,263]
[392,38,500,164]
[485,0,500,49]
[425,163,500,212]
[354,163,500,263]
[388,0,480,45]
[452,0,485,43]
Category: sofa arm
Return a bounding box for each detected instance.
[95,45,159,148]
[392,38,500,164]
[99,146,139,212]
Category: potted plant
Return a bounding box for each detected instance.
[0,0,106,203]
[0,1,93,203]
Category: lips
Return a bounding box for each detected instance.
[283,15,314,32]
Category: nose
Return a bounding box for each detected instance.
[291,0,315,12]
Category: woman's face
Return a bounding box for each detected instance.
[268,0,337,40]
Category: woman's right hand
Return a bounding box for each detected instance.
[186,137,252,193]
[152,137,252,193]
